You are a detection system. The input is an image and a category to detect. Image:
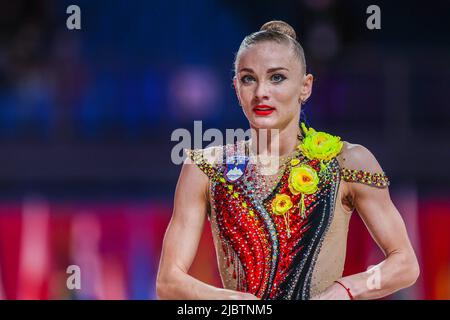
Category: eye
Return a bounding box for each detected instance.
[240,75,255,84]
[271,74,286,83]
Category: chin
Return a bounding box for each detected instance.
[249,117,281,130]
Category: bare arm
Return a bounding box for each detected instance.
[156,157,258,300]
[314,144,420,300]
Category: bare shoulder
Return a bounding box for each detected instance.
[337,141,384,173]
[181,144,224,202]
[176,156,210,205]
[337,141,389,205]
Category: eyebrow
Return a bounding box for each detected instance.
[238,67,289,73]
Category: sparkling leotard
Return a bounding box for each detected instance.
[186,127,390,300]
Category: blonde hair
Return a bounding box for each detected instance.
[234,20,306,75]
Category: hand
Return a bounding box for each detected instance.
[310,282,352,300]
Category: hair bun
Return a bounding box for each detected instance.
[260,20,297,40]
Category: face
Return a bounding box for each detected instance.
[233,41,313,130]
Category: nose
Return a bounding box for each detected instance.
[254,81,269,102]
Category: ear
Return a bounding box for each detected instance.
[299,74,314,104]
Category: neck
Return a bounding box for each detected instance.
[249,121,301,158]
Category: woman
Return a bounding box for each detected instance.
[156,20,419,300]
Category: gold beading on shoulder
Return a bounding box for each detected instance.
[185,148,218,180]
[340,168,390,188]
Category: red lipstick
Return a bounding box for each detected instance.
[253,104,275,116]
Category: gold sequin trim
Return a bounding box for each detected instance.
[340,168,390,188]
[185,148,218,181]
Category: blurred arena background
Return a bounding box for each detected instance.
[0,0,449,299]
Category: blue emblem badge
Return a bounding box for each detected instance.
[225,155,249,183]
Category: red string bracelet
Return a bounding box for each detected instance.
[334,280,354,300]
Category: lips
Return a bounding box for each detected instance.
[253,104,275,116]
